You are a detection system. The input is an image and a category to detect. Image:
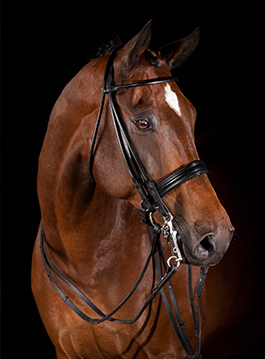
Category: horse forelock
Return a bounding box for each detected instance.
[89,32,123,61]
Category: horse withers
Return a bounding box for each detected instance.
[32,21,252,359]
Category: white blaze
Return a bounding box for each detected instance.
[164,83,181,117]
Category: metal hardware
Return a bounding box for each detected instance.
[162,213,183,262]
[167,255,181,268]
[149,212,156,227]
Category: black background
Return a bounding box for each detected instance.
[5,1,262,358]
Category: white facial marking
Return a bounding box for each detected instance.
[164,83,181,117]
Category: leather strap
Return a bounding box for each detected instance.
[103,75,179,93]
[157,160,208,198]
[153,228,208,358]
[41,220,207,358]
[40,223,178,325]
[88,49,208,218]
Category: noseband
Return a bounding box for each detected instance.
[41,48,209,359]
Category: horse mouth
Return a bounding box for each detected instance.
[169,218,234,267]
[180,231,233,266]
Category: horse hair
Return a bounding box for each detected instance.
[88,30,123,62]
[89,31,159,68]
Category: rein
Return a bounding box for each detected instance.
[40,48,209,358]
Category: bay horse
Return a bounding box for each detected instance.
[32,21,262,358]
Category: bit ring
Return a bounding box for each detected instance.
[167,255,181,268]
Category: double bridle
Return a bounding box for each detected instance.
[40,48,209,358]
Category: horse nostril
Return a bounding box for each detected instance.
[200,235,214,253]
[195,234,216,260]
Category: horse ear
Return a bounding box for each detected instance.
[114,20,152,77]
[160,27,200,70]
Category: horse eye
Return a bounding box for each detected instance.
[133,119,150,130]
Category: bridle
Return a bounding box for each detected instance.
[88,49,208,237]
[40,47,209,358]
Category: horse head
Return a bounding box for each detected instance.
[91,20,234,266]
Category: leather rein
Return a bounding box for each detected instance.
[40,48,209,358]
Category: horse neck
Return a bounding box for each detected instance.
[41,123,145,270]
[38,57,147,271]
[57,129,149,261]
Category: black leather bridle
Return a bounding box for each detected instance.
[40,48,209,358]
[88,48,208,222]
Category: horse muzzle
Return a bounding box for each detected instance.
[180,223,235,266]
